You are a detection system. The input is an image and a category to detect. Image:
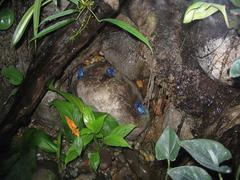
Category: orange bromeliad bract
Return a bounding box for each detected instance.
[64,115,80,137]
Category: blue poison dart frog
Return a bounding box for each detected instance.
[77,66,84,80]
[134,101,146,115]
[106,67,116,77]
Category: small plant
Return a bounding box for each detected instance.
[48,83,135,172]
[12,0,152,52]
[0,128,57,179]
[183,1,229,27]
[155,127,232,180]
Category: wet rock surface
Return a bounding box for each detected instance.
[74,61,149,139]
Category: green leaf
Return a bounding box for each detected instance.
[81,128,94,147]
[180,139,232,173]
[51,99,83,140]
[33,0,42,40]
[103,135,131,148]
[65,137,83,165]
[99,113,119,137]
[231,0,240,7]
[109,124,135,137]
[1,66,24,86]
[40,9,78,25]
[49,85,85,113]
[88,151,100,172]
[168,166,212,180]
[31,129,57,153]
[100,18,153,52]
[83,106,106,133]
[12,0,52,46]
[230,59,240,78]
[183,1,229,27]
[155,127,180,161]
[33,18,75,40]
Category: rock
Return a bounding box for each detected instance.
[184,0,240,86]
[34,91,60,128]
[75,174,96,180]
[101,14,151,81]
[74,62,150,139]
[112,167,137,180]
[32,168,56,180]
[104,0,119,10]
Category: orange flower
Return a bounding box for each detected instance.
[64,116,80,137]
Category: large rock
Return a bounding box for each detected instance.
[74,62,150,139]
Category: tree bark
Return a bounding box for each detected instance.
[0,0,125,150]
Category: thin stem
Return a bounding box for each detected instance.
[165,160,171,180]
[88,7,101,23]
[218,173,223,180]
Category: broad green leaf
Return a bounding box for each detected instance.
[81,128,94,147]
[231,0,240,7]
[83,106,106,133]
[109,124,135,138]
[33,18,75,40]
[1,66,24,86]
[33,0,42,42]
[180,139,232,173]
[103,135,131,148]
[51,99,83,141]
[230,59,240,78]
[40,9,78,25]
[99,113,119,137]
[168,166,212,180]
[88,151,100,172]
[31,129,57,153]
[183,2,229,27]
[65,137,83,165]
[0,8,15,30]
[100,18,153,52]
[49,85,85,113]
[12,0,52,46]
[155,127,180,161]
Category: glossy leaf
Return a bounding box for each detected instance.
[183,1,229,27]
[51,99,83,141]
[88,151,100,172]
[180,139,232,173]
[83,106,106,133]
[33,18,75,40]
[49,85,85,113]
[33,0,42,40]
[100,18,153,52]
[103,135,130,148]
[0,8,14,30]
[109,124,135,137]
[168,166,212,180]
[40,9,78,25]
[230,59,240,78]
[81,128,94,147]
[65,137,83,165]
[231,0,240,7]
[155,127,180,161]
[100,114,119,136]
[1,66,24,86]
[12,0,52,46]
